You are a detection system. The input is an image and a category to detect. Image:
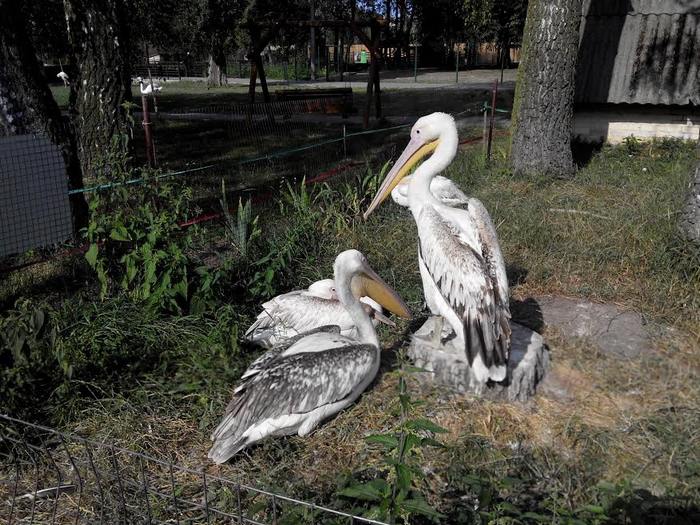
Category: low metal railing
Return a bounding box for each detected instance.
[0,414,386,525]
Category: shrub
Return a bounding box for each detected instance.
[83,140,194,312]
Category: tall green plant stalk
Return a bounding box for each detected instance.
[338,351,447,523]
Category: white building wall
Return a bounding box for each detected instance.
[574,108,700,144]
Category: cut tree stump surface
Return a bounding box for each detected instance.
[533,295,652,358]
[407,317,549,402]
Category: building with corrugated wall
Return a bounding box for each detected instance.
[573,0,699,143]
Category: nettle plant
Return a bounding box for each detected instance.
[338,356,447,524]
[84,137,193,312]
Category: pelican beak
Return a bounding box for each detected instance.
[352,265,411,320]
[363,136,439,219]
[361,302,396,327]
[373,309,396,327]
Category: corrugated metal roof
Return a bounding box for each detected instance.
[576,1,700,105]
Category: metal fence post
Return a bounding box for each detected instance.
[483,104,488,155]
[343,125,347,159]
[141,95,156,168]
[413,44,418,82]
[455,46,459,84]
[487,79,498,161]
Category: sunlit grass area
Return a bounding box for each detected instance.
[51,79,513,117]
[2,136,698,522]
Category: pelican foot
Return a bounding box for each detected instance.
[431,316,445,347]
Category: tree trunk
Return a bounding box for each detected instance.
[207,47,226,87]
[510,0,582,177]
[373,53,382,120]
[0,0,88,229]
[64,0,130,179]
[248,59,257,103]
[309,0,317,80]
[253,54,270,103]
[364,61,374,128]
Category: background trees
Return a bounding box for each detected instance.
[0,0,88,227]
[63,0,133,176]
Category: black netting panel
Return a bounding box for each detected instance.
[0,135,73,257]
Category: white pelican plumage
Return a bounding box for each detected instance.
[208,250,411,463]
[56,71,69,86]
[391,174,468,208]
[136,77,162,95]
[364,112,510,386]
[244,278,393,348]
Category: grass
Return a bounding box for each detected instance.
[2,135,699,522]
[51,80,513,116]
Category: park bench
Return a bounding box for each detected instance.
[277,88,354,118]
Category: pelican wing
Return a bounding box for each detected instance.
[432,176,469,206]
[417,205,510,369]
[244,292,353,347]
[241,325,341,380]
[467,198,510,316]
[209,342,377,462]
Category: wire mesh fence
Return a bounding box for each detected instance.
[0,89,498,266]
[138,98,490,205]
[0,135,74,258]
[0,414,387,525]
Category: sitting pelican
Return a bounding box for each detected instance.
[364,112,510,386]
[244,279,393,348]
[391,174,468,208]
[208,250,411,463]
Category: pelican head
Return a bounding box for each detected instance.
[307,278,337,300]
[306,277,396,326]
[364,112,458,219]
[333,250,411,319]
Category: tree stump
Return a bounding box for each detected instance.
[407,317,549,402]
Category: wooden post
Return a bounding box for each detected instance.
[487,79,498,161]
[141,95,155,167]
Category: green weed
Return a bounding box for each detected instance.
[338,355,447,523]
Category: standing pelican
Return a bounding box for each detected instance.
[391,174,468,208]
[136,77,162,95]
[208,250,411,463]
[364,112,510,385]
[244,278,393,348]
[56,71,69,86]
